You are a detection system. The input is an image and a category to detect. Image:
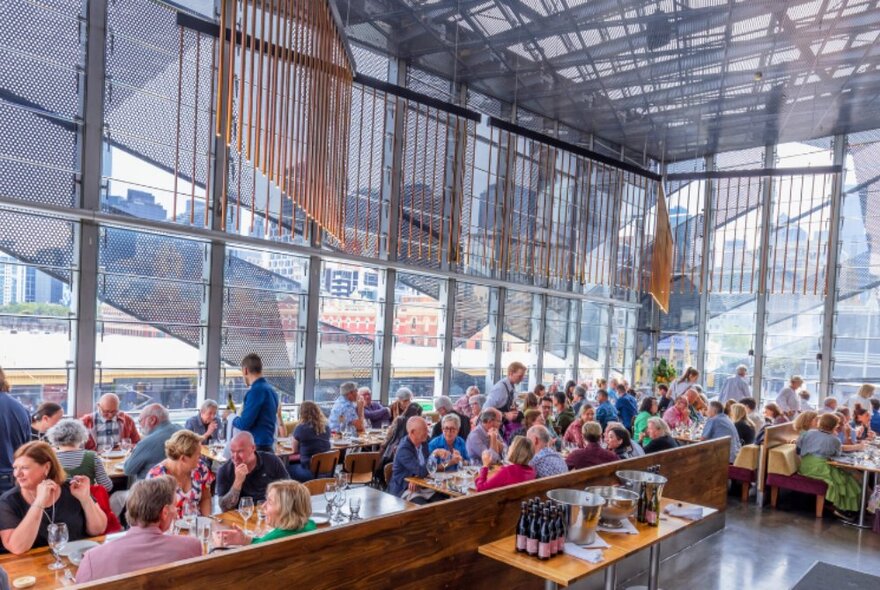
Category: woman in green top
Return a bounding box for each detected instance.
[214,480,316,546]
[633,397,659,445]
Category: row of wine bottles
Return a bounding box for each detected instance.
[515,498,567,560]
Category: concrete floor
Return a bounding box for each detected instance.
[621,495,880,590]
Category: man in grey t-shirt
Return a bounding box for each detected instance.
[701,401,741,463]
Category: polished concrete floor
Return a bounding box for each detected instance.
[621,494,880,590]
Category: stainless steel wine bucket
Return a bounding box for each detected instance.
[546,488,606,545]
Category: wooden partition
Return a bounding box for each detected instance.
[76,439,729,590]
[756,422,798,499]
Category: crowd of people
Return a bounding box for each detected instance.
[1,357,879,584]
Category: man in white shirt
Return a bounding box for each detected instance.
[718,365,751,403]
[775,376,803,419]
[846,384,878,413]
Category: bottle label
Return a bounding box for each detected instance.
[556,535,565,553]
[527,538,538,555]
[538,541,551,559]
[516,534,526,551]
[646,510,657,525]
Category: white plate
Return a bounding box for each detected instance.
[175,518,195,530]
[59,540,99,557]
[331,439,352,446]
[101,450,127,459]
[311,512,330,525]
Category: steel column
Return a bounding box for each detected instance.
[301,255,322,401]
[696,155,715,378]
[819,134,847,402]
[492,286,506,385]
[752,144,777,404]
[72,0,108,415]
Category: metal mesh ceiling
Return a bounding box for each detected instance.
[335,0,880,161]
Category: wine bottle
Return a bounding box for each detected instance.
[226,392,236,413]
[636,484,647,523]
[548,507,559,557]
[515,502,529,553]
[646,486,660,527]
[555,506,567,555]
[527,506,540,557]
[538,508,552,560]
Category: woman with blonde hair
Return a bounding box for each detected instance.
[728,403,755,445]
[289,401,331,482]
[0,442,107,554]
[793,410,819,434]
[214,480,316,547]
[796,413,863,519]
[147,430,214,517]
[475,436,536,492]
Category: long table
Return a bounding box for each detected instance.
[478,498,716,590]
[0,487,413,589]
[829,454,880,529]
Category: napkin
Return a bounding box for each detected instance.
[664,504,704,520]
[563,543,603,563]
[598,518,638,535]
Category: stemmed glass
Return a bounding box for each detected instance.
[336,471,350,491]
[183,502,198,532]
[426,457,438,481]
[324,483,338,520]
[100,442,113,456]
[47,523,68,571]
[238,497,254,536]
[256,503,267,536]
[332,487,347,523]
[120,438,132,454]
[348,497,362,521]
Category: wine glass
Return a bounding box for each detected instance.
[348,496,362,521]
[336,471,350,491]
[427,457,438,481]
[324,483,338,519]
[120,438,132,453]
[256,503,268,535]
[100,442,113,456]
[238,497,254,536]
[183,502,198,532]
[197,518,212,554]
[332,487,347,523]
[47,522,68,571]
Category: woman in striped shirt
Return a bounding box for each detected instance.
[47,419,113,491]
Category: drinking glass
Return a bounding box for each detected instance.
[324,483,338,519]
[332,488,347,523]
[348,497,362,520]
[100,442,113,456]
[238,497,255,536]
[256,503,268,535]
[120,438,132,453]
[427,457,438,480]
[47,523,68,571]
[336,471,350,491]
[197,518,212,554]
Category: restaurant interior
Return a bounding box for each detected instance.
[2,0,880,588]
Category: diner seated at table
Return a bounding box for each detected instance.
[727,403,756,446]
[427,414,467,471]
[466,408,508,464]
[527,426,567,478]
[662,396,691,430]
[796,413,864,519]
[184,400,223,445]
[0,442,107,554]
[563,404,594,449]
[818,397,838,414]
[552,392,576,437]
[739,397,765,434]
[685,388,708,422]
[80,393,141,451]
[432,396,471,440]
[508,409,543,442]
[571,386,587,416]
[475,437,536,492]
[29,402,63,442]
[47,419,113,492]
[633,397,659,446]
[701,401,742,463]
[763,402,788,426]
[214,480,316,547]
[565,422,618,469]
[605,426,642,459]
[642,418,679,454]
[124,404,182,481]
[328,382,365,434]
[539,396,558,439]
[217,432,289,511]
[594,390,618,432]
[389,387,416,422]
[147,430,214,517]
[793,411,819,437]
[469,394,487,431]
[359,387,391,429]
[287,401,331,482]
[852,407,876,442]
[835,410,857,445]
[454,386,481,419]
[388,418,444,504]
[870,398,880,434]
[74,476,201,584]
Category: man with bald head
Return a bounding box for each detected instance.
[216,431,289,511]
[388,417,447,503]
[81,393,141,451]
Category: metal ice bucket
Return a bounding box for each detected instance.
[584,485,639,528]
[615,469,668,509]
[546,488,606,545]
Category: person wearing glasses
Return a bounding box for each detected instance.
[80,393,140,451]
[427,414,467,472]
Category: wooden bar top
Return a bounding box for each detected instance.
[477,498,717,587]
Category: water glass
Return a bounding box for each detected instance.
[47,523,68,571]
[100,442,113,456]
[348,497,362,520]
[120,438,132,453]
[197,519,212,554]
[238,497,254,536]
[332,488,347,523]
[324,483,338,518]
[427,457,438,480]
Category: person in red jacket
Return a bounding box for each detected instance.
[475,436,536,492]
[80,394,141,451]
